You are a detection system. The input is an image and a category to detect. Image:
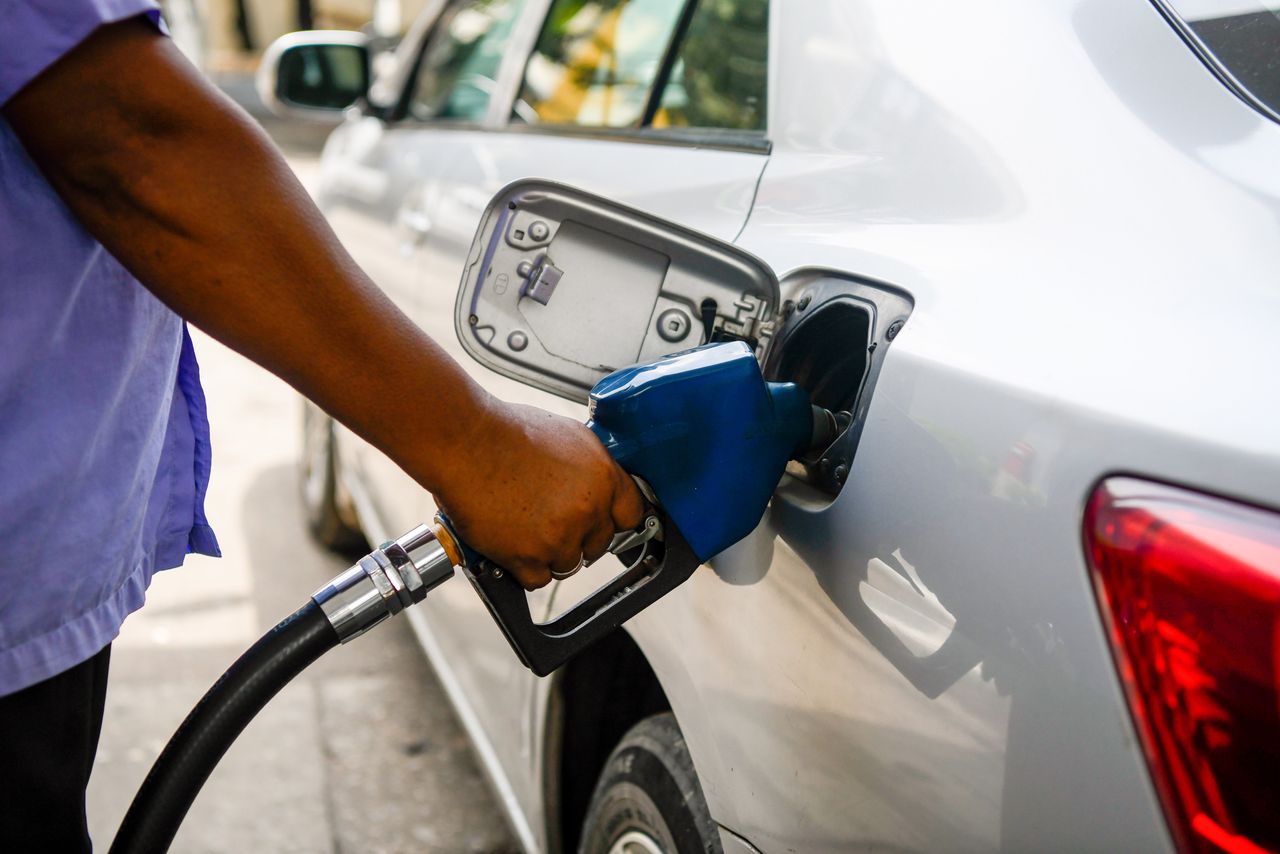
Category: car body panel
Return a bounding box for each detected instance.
[627,2,1277,850]
[310,0,1280,850]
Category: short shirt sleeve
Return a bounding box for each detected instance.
[0,0,165,105]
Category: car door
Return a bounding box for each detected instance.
[391,0,772,829]
[321,0,771,834]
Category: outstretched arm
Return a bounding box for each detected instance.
[3,17,644,588]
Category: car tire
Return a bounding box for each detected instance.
[299,399,366,555]
[579,713,722,854]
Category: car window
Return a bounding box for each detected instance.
[512,0,768,136]
[1158,0,1280,120]
[408,0,529,122]
[651,0,767,132]
[512,0,688,128]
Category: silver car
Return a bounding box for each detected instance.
[262,1,1280,851]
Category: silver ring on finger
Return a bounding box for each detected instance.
[550,554,586,580]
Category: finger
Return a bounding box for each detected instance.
[549,543,585,580]
[511,561,552,591]
[581,515,615,565]
[610,469,647,531]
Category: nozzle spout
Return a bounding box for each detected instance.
[806,405,849,458]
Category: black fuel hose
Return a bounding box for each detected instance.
[109,600,339,854]
[108,525,456,853]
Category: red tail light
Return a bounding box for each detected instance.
[1085,478,1280,854]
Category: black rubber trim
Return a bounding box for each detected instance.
[383,115,771,154]
[110,601,339,854]
[641,0,700,128]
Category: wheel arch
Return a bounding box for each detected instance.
[543,629,671,854]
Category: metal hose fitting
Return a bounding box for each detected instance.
[311,524,456,642]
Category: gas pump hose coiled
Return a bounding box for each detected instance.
[109,525,458,854]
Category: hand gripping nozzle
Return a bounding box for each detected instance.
[313,343,832,673]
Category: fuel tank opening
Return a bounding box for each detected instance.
[773,298,873,414]
[764,273,913,498]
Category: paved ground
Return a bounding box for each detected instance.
[86,151,518,852]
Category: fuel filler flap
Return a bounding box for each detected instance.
[454,179,781,403]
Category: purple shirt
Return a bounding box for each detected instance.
[0,0,219,695]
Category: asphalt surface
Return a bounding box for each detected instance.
[85,154,518,852]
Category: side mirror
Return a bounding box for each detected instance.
[454,180,781,402]
[257,31,369,119]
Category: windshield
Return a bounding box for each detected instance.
[1158,0,1280,120]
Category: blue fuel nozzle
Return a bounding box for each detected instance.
[586,341,814,562]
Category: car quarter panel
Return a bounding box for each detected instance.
[624,0,1280,851]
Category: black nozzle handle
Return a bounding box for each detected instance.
[459,512,701,676]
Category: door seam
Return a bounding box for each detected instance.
[732,156,770,244]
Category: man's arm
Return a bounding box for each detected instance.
[3,18,644,588]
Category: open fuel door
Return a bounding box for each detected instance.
[454,179,780,402]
